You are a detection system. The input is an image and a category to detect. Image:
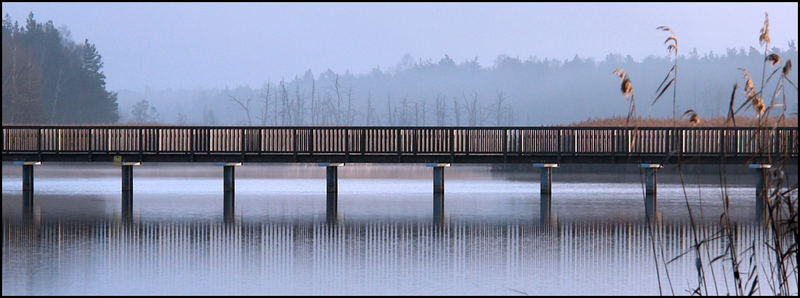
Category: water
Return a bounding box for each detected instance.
[2,163,796,295]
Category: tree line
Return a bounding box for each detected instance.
[126,44,796,126]
[2,13,118,124]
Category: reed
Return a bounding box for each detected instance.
[611,12,798,296]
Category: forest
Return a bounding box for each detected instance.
[2,13,118,124]
[3,13,797,126]
[118,46,798,126]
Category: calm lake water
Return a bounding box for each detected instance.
[2,163,796,295]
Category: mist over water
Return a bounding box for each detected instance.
[3,163,796,295]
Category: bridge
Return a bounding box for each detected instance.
[3,125,797,223]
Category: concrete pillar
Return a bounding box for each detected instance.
[23,164,34,192]
[433,167,444,193]
[326,192,338,225]
[318,162,344,224]
[540,193,553,225]
[122,165,133,192]
[533,163,558,194]
[218,162,242,223]
[433,192,445,225]
[641,164,662,222]
[327,166,338,193]
[219,162,241,193]
[224,192,235,224]
[749,164,771,221]
[120,162,139,221]
[122,191,133,223]
[16,161,40,192]
[426,163,450,194]
[224,166,235,193]
[318,162,344,194]
[22,189,34,225]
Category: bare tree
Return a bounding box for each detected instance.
[295,84,304,125]
[365,89,375,125]
[202,107,217,125]
[386,94,394,126]
[346,85,353,125]
[310,78,316,125]
[259,82,271,125]
[226,93,253,125]
[334,75,342,124]
[279,79,290,125]
[463,92,479,126]
[494,91,507,125]
[453,97,461,126]
[414,102,419,125]
[435,93,446,126]
[400,96,409,125]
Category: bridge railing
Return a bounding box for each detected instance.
[3,126,797,157]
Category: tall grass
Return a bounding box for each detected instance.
[569,116,797,127]
[611,12,798,295]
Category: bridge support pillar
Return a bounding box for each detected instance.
[21,162,41,192]
[427,163,450,194]
[319,163,344,224]
[433,192,445,225]
[534,164,558,225]
[533,163,558,194]
[427,163,449,225]
[218,162,242,223]
[750,164,772,222]
[121,162,140,221]
[326,192,338,225]
[17,161,40,224]
[318,162,344,194]
[540,193,558,226]
[641,164,662,222]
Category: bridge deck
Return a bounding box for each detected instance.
[3,126,797,164]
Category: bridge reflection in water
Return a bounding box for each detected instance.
[3,219,793,295]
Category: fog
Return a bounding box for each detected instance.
[2,2,797,125]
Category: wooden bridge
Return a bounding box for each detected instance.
[3,125,797,164]
[4,125,796,224]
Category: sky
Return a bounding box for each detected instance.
[2,2,798,92]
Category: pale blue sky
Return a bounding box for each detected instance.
[3,2,797,91]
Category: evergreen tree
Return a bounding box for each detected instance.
[1,12,119,124]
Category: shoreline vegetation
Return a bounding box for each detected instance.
[4,115,798,127]
[569,115,798,127]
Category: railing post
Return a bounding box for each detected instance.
[502,129,508,161]
[345,128,350,161]
[37,128,42,156]
[190,128,195,161]
[557,129,562,156]
[573,129,577,156]
[138,128,143,157]
[240,128,245,161]
[449,128,454,162]
[465,129,470,156]
[611,129,617,160]
[396,128,401,159]
[293,128,298,161]
[309,128,314,156]
[361,128,366,155]
[88,128,93,161]
[627,129,632,156]
[412,128,417,155]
